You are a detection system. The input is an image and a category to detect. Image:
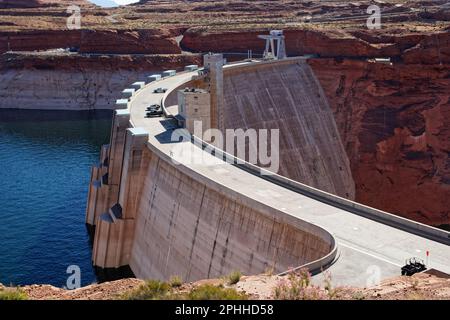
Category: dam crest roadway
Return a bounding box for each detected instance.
[85,53,450,287]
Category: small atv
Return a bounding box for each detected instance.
[401,257,426,276]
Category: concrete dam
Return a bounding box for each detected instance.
[86,54,450,286]
[221,61,354,199]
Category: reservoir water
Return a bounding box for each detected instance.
[0,109,112,287]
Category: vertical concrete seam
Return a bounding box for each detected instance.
[207,200,227,278]
[186,185,207,280]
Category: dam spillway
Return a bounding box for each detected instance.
[86,55,450,286]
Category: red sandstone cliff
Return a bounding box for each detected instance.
[0,29,181,54]
[79,29,181,54]
[0,30,81,53]
[0,52,201,71]
[0,0,91,8]
[0,0,50,8]
[308,57,450,226]
[181,28,448,61]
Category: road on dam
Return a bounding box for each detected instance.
[127,64,450,287]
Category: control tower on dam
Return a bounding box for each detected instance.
[85,33,450,286]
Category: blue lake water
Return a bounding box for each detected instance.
[0,109,112,287]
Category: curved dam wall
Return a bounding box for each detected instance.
[222,60,355,199]
[128,145,334,281]
[87,112,336,282]
[86,64,337,282]
[86,57,450,286]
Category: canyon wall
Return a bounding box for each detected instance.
[0,0,52,8]
[181,28,446,59]
[222,60,355,199]
[0,29,181,54]
[309,57,450,226]
[0,68,139,110]
[0,0,91,8]
[0,53,201,110]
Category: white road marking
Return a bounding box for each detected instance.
[339,242,403,267]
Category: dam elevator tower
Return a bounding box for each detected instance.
[258,30,287,60]
[203,53,225,130]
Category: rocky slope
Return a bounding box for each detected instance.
[2,272,449,300]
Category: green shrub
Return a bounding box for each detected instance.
[122,280,247,301]
[0,288,27,300]
[187,284,247,300]
[227,271,242,285]
[122,280,170,300]
[169,276,183,288]
[273,268,328,300]
[351,291,366,300]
